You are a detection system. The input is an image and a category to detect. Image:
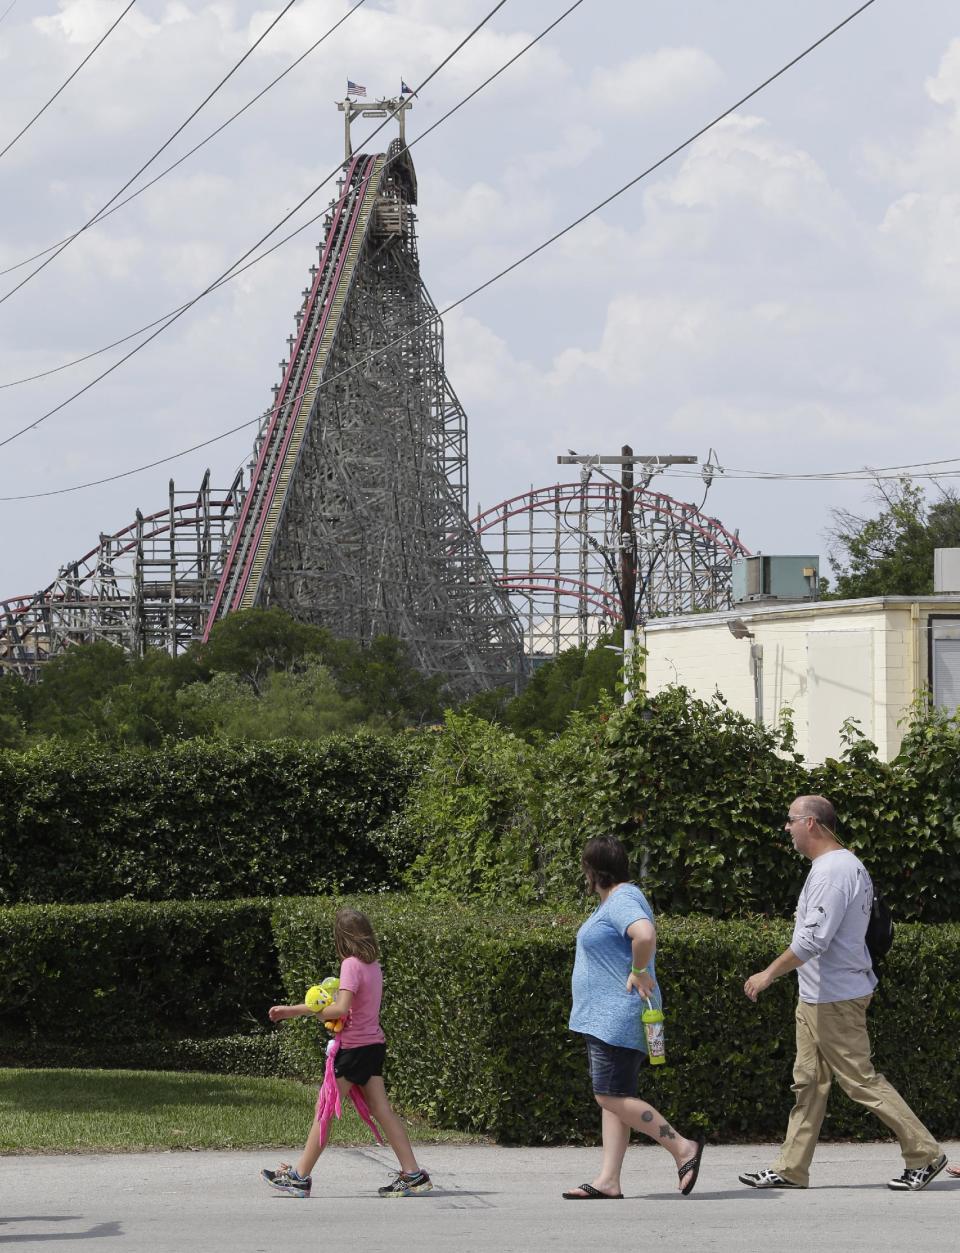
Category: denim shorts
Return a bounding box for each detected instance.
[584,1034,642,1097]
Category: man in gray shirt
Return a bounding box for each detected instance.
[738,794,945,1192]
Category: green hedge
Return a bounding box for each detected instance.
[0,1033,283,1078]
[5,895,959,1145]
[0,899,278,1049]
[0,736,427,905]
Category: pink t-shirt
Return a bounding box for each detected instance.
[337,956,386,1047]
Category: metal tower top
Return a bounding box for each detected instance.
[336,96,413,161]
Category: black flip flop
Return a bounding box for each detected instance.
[678,1138,706,1196]
[562,1183,624,1200]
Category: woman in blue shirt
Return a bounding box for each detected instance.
[564,836,705,1199]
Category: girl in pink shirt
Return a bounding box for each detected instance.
[260,908,431,1199]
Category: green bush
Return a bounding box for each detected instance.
[0,1032,283,1078]
[403,694,960,922]
[0,735,429,904]
[399,712,547,902]
[0,899,277,1050]
[3,895,959,1144]
[270,899,960,1145]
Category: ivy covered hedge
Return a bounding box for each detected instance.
[4,895,960,1145]
[0,735,427,905]
[402,694,960,922]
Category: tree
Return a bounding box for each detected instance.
[0,675,33,748]
[29,641,132,740]
[333,635,443,727]
[0,607,452,747]
[192,607,335,694]
[196,611,443,727]
[100,649,203,747]
[826,478,960,599]
[176,661,367,741]
[462,631,623,737]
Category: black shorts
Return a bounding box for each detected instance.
[334,1042,386,1086]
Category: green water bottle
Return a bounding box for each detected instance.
[642,999,666,1066]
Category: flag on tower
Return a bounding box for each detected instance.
[347,80,366,97]
[400,79,416,97]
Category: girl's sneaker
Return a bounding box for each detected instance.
[260,1164,312,1198]
[378,1169,433,1197]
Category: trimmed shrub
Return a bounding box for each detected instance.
[0,735,428,904]
[4,896,960,1145]
[0,899,278,1050]
[0,1033,284,1078]
[269,898,960,1145]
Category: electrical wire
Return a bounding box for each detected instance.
[0,0,878,500]
[0,0,368,280]
[0,0,514,449]
[619,458,960,484]
[0,0,136,164]
[0,0,302,304]
[0,0,581,392]
[0,1,20,32]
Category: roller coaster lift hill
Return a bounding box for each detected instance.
[0,98,749,690]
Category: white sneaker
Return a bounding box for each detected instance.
[888,1155,947,1192]
[739,1168,801,1189]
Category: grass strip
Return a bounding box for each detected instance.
[0,1069,483,1153]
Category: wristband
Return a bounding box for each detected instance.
[631,966,646,976]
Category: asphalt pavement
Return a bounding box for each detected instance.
[3,1141,960,1252]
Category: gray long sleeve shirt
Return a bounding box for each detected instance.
[789,848,878,1004]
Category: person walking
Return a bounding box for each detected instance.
[563,835,705,1199]
[260,907,432,1199]
[740,795,945,1193]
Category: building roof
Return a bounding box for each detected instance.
[643,594,960,633]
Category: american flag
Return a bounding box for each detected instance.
[401,79,416,97]
[347,80,366,97]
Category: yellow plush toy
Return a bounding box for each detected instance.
[305,976,344,1033]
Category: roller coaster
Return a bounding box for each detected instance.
[0,98,749,688]
[475,480,749,657]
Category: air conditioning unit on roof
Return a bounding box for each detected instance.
[732,555,819,605]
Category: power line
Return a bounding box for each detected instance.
[0,0,302,304]
[0,0,514,448]
[0,1,20,32]
[0,0,581,392]
[628,456,960,484]
[0,0,136,164]
[0,0,877,501]
[0,0,581,390]
[0,0,368,280]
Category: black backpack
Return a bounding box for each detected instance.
[865,886,895,973]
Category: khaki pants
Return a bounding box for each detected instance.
[774,995,939,1186]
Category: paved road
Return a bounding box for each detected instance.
[3,1141,959,1251]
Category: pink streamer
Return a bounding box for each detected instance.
[314,1034,384,1149]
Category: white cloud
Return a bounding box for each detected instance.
[925,36,960,112]
[589,46,723,112]
[34,0,148,45]
[4,2,960,599]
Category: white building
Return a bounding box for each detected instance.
[641,596,960,763]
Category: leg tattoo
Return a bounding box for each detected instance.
[658,1124,677,1140]
[640,1111,653,1123]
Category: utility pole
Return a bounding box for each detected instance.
[558,448,697,700]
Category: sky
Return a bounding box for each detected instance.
[1,0,960,597]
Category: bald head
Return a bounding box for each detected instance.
[793,795,836,832]
[785,795,841,859]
